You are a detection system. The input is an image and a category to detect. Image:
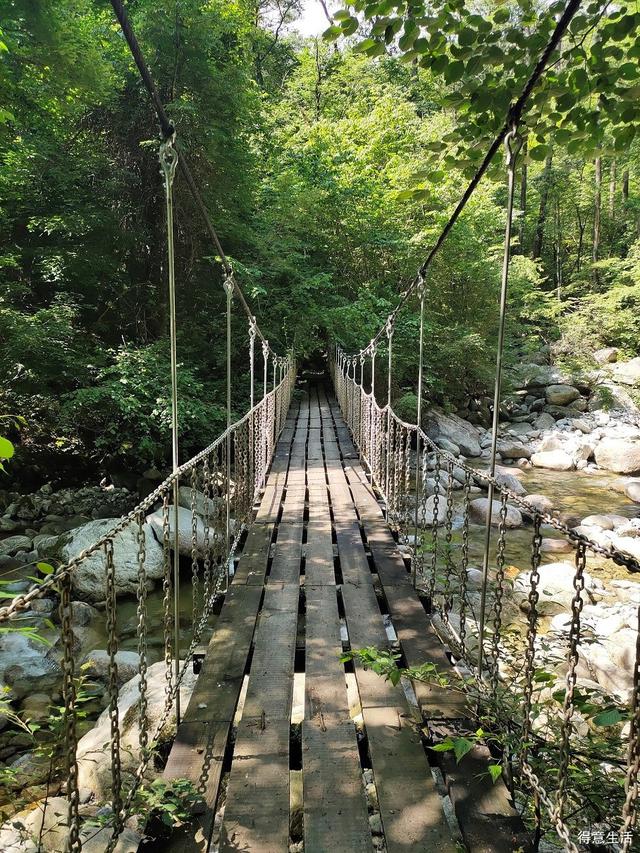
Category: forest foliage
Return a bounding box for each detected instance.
[1,0,639,480]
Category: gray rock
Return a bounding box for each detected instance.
[61,518,164,602]
[81,649,139,685]
[177,485,221,519]
[513,562,598,615]
[0,536,32,557]
[582,514,615,530]
[610,357,640,386]
[147,505,211,557]
[469,498,522,528]
[593,347,618,364]
[521,494,554,516]
[434,436,461,456]
[71,601,99,628]
[540,538,574,554]
[531,450,574,471]
[496,439,531,460]
[572,418,593,434]
[545,384,580,406]
[77,660,197,800]
[535,413,556,430]
[594,437,640,474]
[568,397,588,412]
[424,410,481,457]
[0,630,61,699]
[492,469,527,496]
[0,518,18,533]
[625,481,640,504]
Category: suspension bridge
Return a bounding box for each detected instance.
[1,0,639,851]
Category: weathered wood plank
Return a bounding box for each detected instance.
[219,717,291,853]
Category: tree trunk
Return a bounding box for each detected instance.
[609,159,616,219]
[623,168,629,202]
[593,157,602,281]
[532,150,552,259]
[518,140,527,253]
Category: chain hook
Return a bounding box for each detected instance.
[159,132,179,189]
[504,121,523,167]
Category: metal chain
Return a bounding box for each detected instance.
[459,471,471,655]
[59,572,81,853]
[490,491,509,693]
[429,453,441,602]
[521,515,543,765]
[620,603,640,849]
[105,540,123,825]
[136,512,149,753]
[161,491,174,707]
[442,459,454,617]
[191,465,200,627]
[554,542,587,823]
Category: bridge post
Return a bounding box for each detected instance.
[385,318,394,505]
[223,273,234,594]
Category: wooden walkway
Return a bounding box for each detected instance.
[164,383,522,853]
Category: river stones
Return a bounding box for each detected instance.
[60,518,164,602]
[594,437,640,474]
[424,410,481,457]
[469,498,522,528]
[545,384,580,406]
[530,449,574,471]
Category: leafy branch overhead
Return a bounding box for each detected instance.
[324,0,640,172]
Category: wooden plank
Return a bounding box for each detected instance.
[219,402,306,850]
[303,716,371,853]
[363,706,456,852]
[323,404,456,853]
[164,394,302,853]
[327,391,526,851]
[219,717,290,853]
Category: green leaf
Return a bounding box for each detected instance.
[322,25,343,41]
[493,7,510,24]
[333,9,352,21]
[37,562,55,575]
[0,437,14,460]
[452,737,475,763]
[488,763,502,783]
[444,60,465,84]
[592,708,625,727]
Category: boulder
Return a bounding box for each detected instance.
[0,536,32,557]
[177,485,220,519]
[76,660,197,800]
[610,357,640,386]
[434,437,461,456]
[147,505,212,557]
[582,514,615,530]
[512,364,569,391]
[594,437,640,474]
[625,481,640,504]
[0,630,61,700]
[80,650,140,685]
[469,498,523,528]
[496,439,531,460]
[424,411,481,457]
[492,469,526,496]
[572,418,593,434]
[540,538,574,554]
[0,799,141,853]
[423,494,450,527]
[60,518,164,603]
[545,384,580,406]
[593,347,618,364]
[530,450,574,471]
[521,494,554,516]
[534,413,556,431]
[513,562,598,615]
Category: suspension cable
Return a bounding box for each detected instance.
[343,0,583,357]
[108,0,275,352]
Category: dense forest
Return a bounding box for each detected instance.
[1,0,639,483]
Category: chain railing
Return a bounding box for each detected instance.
[0,359,295,852]
[331,347,640,851]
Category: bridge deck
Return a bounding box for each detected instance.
[164,384,517,852]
